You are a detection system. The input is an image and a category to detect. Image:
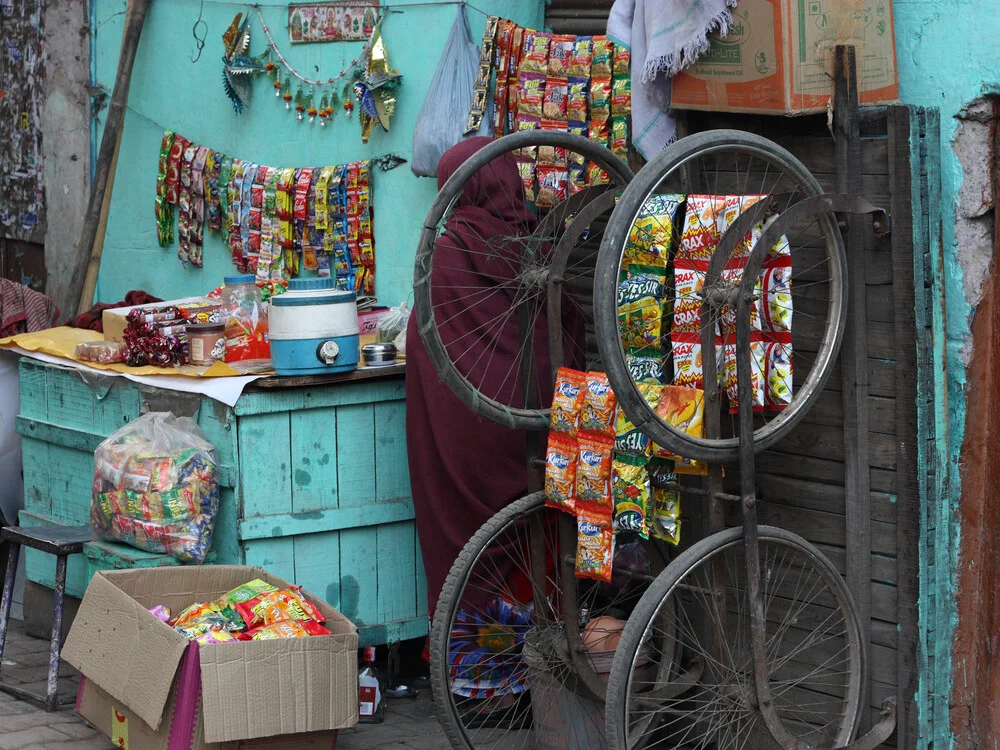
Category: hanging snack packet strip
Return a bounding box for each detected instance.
[576,509,614,582]
[520,30,551,74]
[466,16,499,135]
[618,273,665,356]
[612,453,651,538]
[545,431,578,514]
[493,20,516,136]
[155,131,176,247]
[580,371,617,438]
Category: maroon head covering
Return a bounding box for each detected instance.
[407,138,586,619]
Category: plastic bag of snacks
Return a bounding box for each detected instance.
[90,412,219,564]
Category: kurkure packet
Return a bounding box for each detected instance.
[550,367,587,435]
[545,431,578,514]
[579,371,617,438]
[575,508,614,582]
[575,434,614,514]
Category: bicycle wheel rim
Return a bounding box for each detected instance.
[595,130,847,462]
[415,132,633,431]
[606,526,866,750]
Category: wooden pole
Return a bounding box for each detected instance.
[71,0,150,316]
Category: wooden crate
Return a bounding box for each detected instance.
[16,359,427,646]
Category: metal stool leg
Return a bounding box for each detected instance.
[45,554,67,712]
[0,542,21,668]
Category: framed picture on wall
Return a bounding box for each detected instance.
[288,2,380,43]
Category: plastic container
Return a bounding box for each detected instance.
[269,277,359,376]
[186,322,226,366]
[221,275,271,374]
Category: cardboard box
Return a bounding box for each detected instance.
[102,297,216,342]
[357,307,390,337]
[64,566,359,750]
[671,0,898,114]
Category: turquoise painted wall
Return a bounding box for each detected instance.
[893,0,1000,743]
[90,0,543,306]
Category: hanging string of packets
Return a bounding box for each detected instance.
[467,19,632,207]
[154,130,376,295]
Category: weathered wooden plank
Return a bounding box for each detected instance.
[338,527,379,628]
[18,510,89,599]
[377,521,418,626]
[234,378,405,416]
[238,497,416,541]
[17,360,48,420]
[20,436,51,518]
[415,528,429,619]
[238,413,291,516]
[336,403,376,507]
[293,530,342,614]
[374,401,411,502]
[241,537,295,583]
[291,408,338,513]
[93,381,142,436]
[252,364,405,390]
[212,487,242,564]
[793,391,893,433]
[44,367,95,432]
[866,285,895,323]
[756,474,897,524]
[774,423,896,469]
[887,104,920,750]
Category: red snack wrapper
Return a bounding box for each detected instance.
[592,36,613,76]
[536,164,568,209]
[545,432,578,513]
[575,433,614,513]
[542,76,569,120]
[579,371,617,437]
[538,119,568,167]
[588,118,609,148]
[590,76,612,120]
[547,34,575,76]
[244,619,332,640]
[519,30,551,74]
[576,508,614,583]
[234,587,325,629]
[550,367,586,434]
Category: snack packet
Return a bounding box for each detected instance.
[575,509,614,583]
[520,30,551,74]
[650,485,681,545]
[175,611,231,640]
[611,75,631,117]
[647,457,676,488]
[579,372,617,437]
[547,34,575,76]
[195,629,238,645]
[224,578,278,605]
[569,37,594,77]
[721,338,767,413]
[618,274,665,354]
[567,77,589,121]
[614,382,661,457]
[764,340,793,409]
[545,432,578,513]
[612,453,651,538]
[551,367,586,433]
[575,434,614,513]
[245,619,332,640]
[627,354,665,385]
[586,161,611,186]
[149,605,172,623]
[588,118,610,148]
[592,36,613,76]
[538,119,568,167]
[613,45,631,75]
[235,587,325,630]
[542,77,569,119]
[653,385,707,474]
[610,116,628,159]
[518,72,546,117]
[590,76,611,120]
[537,165,568,209]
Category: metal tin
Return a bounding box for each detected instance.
[362,342,397,367]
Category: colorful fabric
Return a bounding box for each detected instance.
[448,598,534,698]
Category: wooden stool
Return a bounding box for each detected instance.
[0,525,91,711]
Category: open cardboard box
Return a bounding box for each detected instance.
[63,566,359,750]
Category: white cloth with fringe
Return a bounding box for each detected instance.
[607,0,738,159]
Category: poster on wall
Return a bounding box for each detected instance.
[288,2,379,43]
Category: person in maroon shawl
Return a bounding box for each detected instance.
[406,137,584,627]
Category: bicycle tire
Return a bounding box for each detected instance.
[415,131,633,431]
[605,525,867,750]
[594,130,847,462]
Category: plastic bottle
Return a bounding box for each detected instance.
[358,647,386,723]
[221,275,271,374]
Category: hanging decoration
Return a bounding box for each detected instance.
[154,130,377,295]
[351,22,402,143]
[288,2,380,44]
[257,7,371,129]
[221,13,268,113]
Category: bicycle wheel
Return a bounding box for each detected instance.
[431,492,673,750]
[605,526,866,750]
[594,130,847,462]
[414,132,633,431]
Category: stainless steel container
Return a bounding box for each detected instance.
[362,342,397,367]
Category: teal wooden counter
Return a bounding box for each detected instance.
[16,358,427,646]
